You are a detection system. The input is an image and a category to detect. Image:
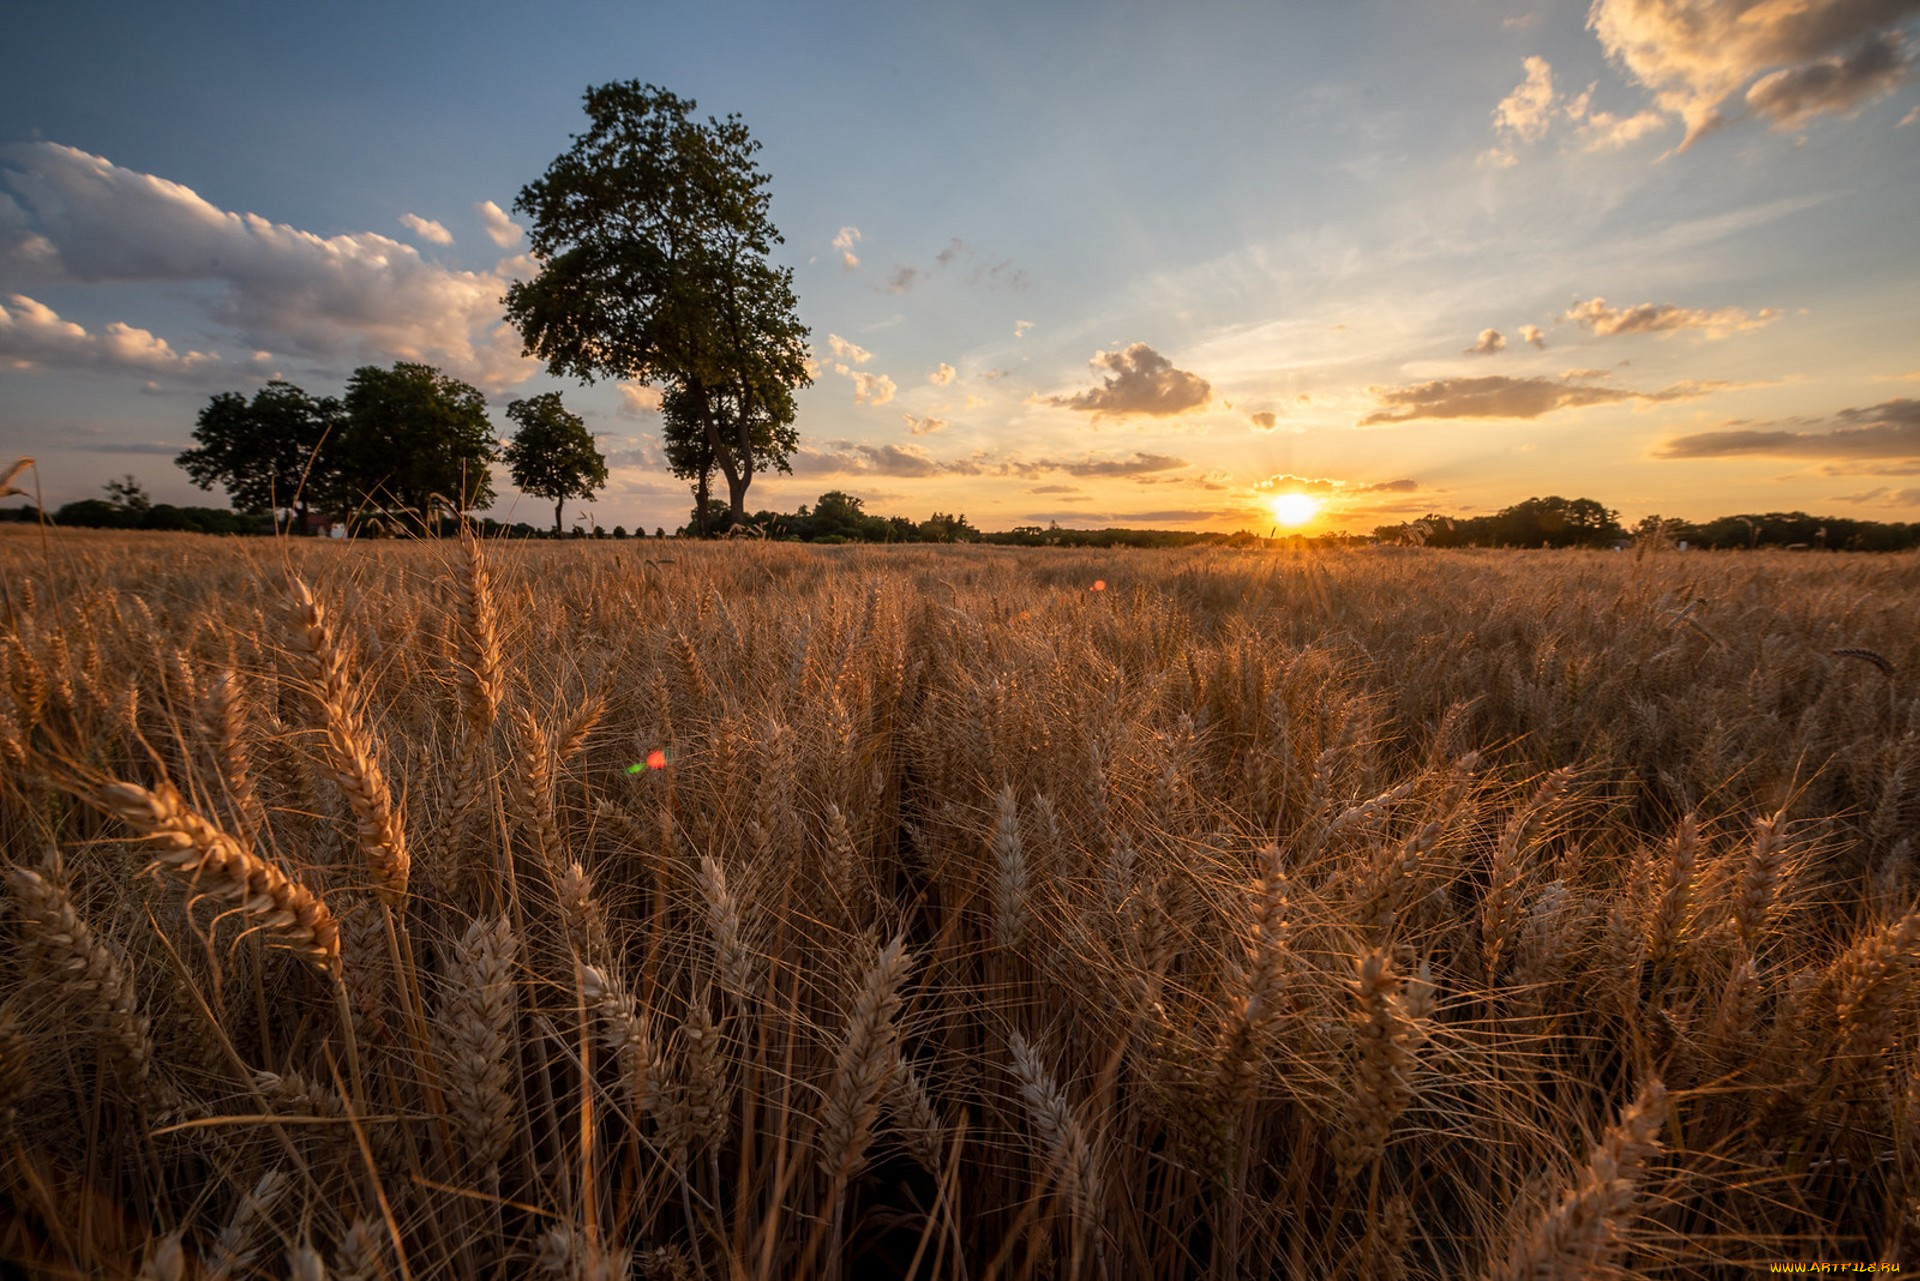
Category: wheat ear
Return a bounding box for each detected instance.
[98,780,340,971]
[1486,1079,1667,1281]
[439,914,520,1169]
[4,866,163,1103]
[454,530,504,736]
[287,575,410,904]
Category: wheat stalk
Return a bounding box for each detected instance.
[439,913,520,1170]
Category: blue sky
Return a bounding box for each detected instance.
[4,0,1917,533]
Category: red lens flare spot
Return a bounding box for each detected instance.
[646,749,669,770]
[1092,580,1107,592]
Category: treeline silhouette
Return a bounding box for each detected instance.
[8,485,1919,550]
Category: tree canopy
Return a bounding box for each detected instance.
[338,362,499,527]
[503,392,608,535]
[177,380,341,529]
[506,81,811,527]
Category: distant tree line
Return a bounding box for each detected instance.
[1373,495,1920,551]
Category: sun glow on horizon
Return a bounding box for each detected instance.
[1270,493,1321,527]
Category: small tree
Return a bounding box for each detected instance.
[338,363,499,530]
[103,475,151,512]
[177,381,342,531]
[502,392,608,536]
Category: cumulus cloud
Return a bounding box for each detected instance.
[0,292,226,378]
[1520,324,1547,349]
[1249,410,1279,430]
[1589,0,1919,149]
[399,213,453,246]
[1362,372,1727,423]
[832,225,861,270]
[0,142,536,388]
[618,384,663,416]
[1566,295,1779,337]
[902,413,947,435]
[1468,328,1507,355]
[1657,398,1920,460]
[929,362,956,386]
[845,370,896,406]
[1039,343,1211,418]
[827,333,872,364]
[476,200,523,247]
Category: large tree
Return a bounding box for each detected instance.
[505,82,811,526]
[177,380,343,531]
[338,362,499,529]
[502,392,608,535]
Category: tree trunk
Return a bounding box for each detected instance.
[296,499,309,536]
[726,471,749,526]
[554,496,564,538]
[695,469,711,538]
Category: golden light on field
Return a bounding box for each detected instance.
[1269,492,1320,527]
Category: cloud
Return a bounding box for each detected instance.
[886,265,920,292]
[1014,319,1034,339]
[617,384,663,416]
[1656,398,1920,460]
[936,238,964,266]
[1746,30,1914,129]
[827,333,872,364]
[1588,0,1920,150]
[1029,484,1082,495]
[844,369,896,406]
[77,439,192,455]
[1361,372,1727,423]
[1,142,536,388]
[1520,324,1547,349]
[902,413,947,435]
[1467,327,1507,355]
[1257,473,1338,494]
[832,225,861,270]
[399,213,453,246]
[1904,104,1920,125]
[1039,343,1211,418]
[476,200,523,247]
[1359,478,1421,493]
[1831,485,1920,504]
[1565,295,1778,337]
[1495,56,1559,143]
[0,292,227,378]
[1032,451,1187,478]
[928,362,956,386]
[1249,410,1279,430]
[791,440,983,478]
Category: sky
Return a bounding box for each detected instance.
[3,0,1918,535]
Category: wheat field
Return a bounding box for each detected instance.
[0,528,1915,1279]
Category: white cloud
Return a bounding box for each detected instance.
[0,292,226,378]
[832,225,862,270]
[618,384,663,416]
[844,369,896,405]
[929,362,956,385]
[1495,56,1558,143]
[0,142,538,388]
[1014,319,1035,338]
[1588,0,1920,150]
[902,413,948,435]
[399,213,453,246]
[827,333,872,364]
[476,200,523,247]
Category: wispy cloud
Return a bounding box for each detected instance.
[1656,398,1920,462]
[827,333,872,364]
[1362,372,1730,423]
[832,225,862,270]
[902,413,947,435]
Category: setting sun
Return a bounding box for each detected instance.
[1270,492,1320,527]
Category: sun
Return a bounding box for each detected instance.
[1269,492,1320,527]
